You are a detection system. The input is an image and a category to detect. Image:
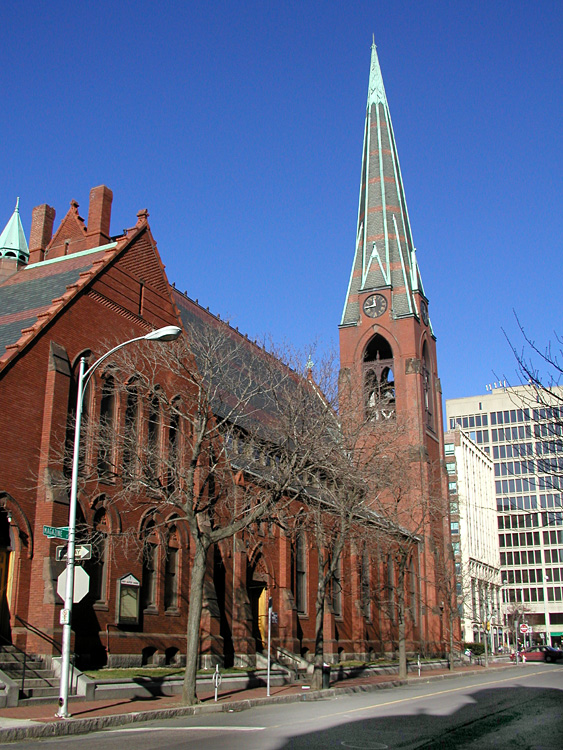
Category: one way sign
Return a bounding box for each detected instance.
[56,544,92,562]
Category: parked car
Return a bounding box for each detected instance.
[510,645,563,663]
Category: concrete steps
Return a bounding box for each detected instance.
[0,645,72,703]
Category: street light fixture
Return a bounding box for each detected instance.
[57,325,181,718]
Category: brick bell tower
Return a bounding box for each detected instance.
[339,40,449,652]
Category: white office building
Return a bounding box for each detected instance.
[447,386,563,647]
[445,429,502,648]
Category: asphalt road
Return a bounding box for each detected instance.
[5,664,563,749]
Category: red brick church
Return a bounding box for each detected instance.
[0,43,451,670]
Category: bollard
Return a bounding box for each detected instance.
[212,664,222,702]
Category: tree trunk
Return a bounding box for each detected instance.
[397,568,407,680]
[448,614,455,669]
[182,542,209,704]
[398,598,407,679]
[483,626,489,667]
[311,571,326,690]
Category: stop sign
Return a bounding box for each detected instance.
[57,566,90,603]
[520,623,529,634]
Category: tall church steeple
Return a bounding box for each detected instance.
[338,41,450,655]
[341,41,427,329]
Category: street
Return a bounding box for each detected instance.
[4,664,563,749]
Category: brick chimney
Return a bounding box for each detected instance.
[28,204,56,264]
[87,185,113,247]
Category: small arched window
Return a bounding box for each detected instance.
[363,334,395,420]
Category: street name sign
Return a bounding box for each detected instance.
[43,525,69,540]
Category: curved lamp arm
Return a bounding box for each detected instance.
[82,325,182,390]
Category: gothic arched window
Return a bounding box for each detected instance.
[123,380,140,479]
[164,524,180,611]
[146,391,161,484]
[65,352,92,478]
[88,508,109,602]
[422,343,434,430]
[97,374,116,478]
[141,519,159,610]
[363,334,395,420]
[167,398,181,496]
[291,531,307,614]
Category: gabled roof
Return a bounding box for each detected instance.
[341,41,429,328]
[0,193,181,375]
[0,199,29,263]
[0,244,115,367]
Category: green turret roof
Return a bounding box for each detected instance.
[341,42,427,327]
[0,199,29,263]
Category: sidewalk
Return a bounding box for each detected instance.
[0,663,514,744]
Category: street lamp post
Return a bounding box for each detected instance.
[543,573,550,646]
[57,325,181,718]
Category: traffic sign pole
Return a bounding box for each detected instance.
[267,596,272,697]
[57,355,85,718]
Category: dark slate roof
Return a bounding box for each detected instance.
[172,288,300,438]
[0,247,108,359]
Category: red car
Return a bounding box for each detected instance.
[510,645,563,663]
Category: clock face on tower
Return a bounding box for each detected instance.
[363,293,387,319]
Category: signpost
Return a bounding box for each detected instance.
[267,597,272,697]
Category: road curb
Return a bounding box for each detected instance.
[0,665,516,744]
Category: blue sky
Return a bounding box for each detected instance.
[2,1,562,402]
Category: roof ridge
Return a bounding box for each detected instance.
[171,286,299,375]
[0,237,129,372]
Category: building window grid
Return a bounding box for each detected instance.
[450,398,563,629]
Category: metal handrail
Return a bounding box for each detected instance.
[12,617,81,696]
[14,615,62,654]
[0,632,28,694]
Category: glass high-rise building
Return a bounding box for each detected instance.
[446,386,563,648]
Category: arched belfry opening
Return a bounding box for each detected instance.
[363,334,395,420]
[422,342,433,430]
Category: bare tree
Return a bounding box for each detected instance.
[337,376,425,681]
[273,356,425,688]
[71,317,343,704]
[72,319,392,704]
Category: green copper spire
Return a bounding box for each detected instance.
[0,198,29,264]
[367,38,387,107]
[341,41,427,327]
